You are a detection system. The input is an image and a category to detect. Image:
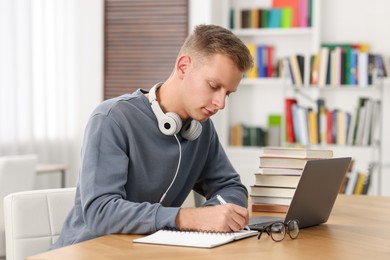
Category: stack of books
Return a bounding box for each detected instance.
[251,147,334,213]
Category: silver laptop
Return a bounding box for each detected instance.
[248,157,352,229]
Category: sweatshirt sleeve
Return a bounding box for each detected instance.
[193,123,249,208]
[78,113,179,236]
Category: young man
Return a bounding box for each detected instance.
[52,24,253,249]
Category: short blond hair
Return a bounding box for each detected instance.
[179,24,253,73]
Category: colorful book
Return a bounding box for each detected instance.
[280,8,292,28]
[267,8,282,28]
[273,0,299,27]
[285,98,298,143]
[246,44,258,78]
[308,108,318,144]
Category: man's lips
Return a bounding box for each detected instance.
[204,107,217,116]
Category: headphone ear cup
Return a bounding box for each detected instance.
[181,120,202,141]
[159,112,182,135]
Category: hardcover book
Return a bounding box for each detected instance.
[254,174,301,188]
[259,156,322,169]
[250,185,296,197]
[260,147,333,159]
[252,203,289,213]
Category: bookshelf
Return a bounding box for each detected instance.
[211,0,386,195]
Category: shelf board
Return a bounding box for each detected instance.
[289,85,383,91]
[240,78,285,85]
[232,28,315,37]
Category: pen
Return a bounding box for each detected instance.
[216,194,251,231]
[216,194,227,205]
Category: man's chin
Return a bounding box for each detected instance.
[192,115,209,122]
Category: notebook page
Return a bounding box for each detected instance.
[133,229,257,248]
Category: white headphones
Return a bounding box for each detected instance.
[149,82,202,141]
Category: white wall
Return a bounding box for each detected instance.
[321,0,390,55]
[68,0,104,186]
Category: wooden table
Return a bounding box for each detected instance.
[36,164,67,188]
[27,195,390,260]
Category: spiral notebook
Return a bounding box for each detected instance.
[133,229,258,248]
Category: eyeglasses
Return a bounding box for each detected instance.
[257,219,299,242]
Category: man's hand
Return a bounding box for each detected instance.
[175,203,249,232]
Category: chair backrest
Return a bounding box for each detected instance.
[0,154,38,257]
[3,188,76,260]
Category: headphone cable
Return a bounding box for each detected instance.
[159,134,182,203]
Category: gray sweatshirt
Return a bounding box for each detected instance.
[52,89,248,249]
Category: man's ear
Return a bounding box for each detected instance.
[176,55,191,79]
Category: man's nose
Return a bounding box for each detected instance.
[213,91,226,110]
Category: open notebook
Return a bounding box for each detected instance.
[133,229,257,248]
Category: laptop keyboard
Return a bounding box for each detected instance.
[248,216,284,230]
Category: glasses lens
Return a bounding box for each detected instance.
[287,220,299,239]
[270,222,286,242]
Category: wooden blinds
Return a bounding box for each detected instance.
[104,0,189,99]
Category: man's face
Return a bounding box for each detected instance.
[179,54,243,122]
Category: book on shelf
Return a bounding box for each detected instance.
[251,203,289,213]
[267,114,282,146]
[246,44,258,78]
[260,147,333,159]
[250,195,292,205]
[285,98,298,143]
[230,0,311,29]
[326,109,333,144]
[230,124,266,147]
[318,47,330,86]
[310,52,320,85]
[244,43,276,79]
[353,172,366,195]
[310,42,386,86]
[250,185,296,197]
[272,0,300,27]
[289,54,303,86]
[361,170,372,195]
[267,8,282,28]
[308,108,319,144]
[336,110,348,145]
[280,7,292,28]
[343,171,361,195]
[284,96,380,146]
[341,171,371,195]
[256,45,265,77]
[316,98,326,143]
[339,160,373,195]
[133,229,257,248]
[254,173,301,188]
[294,104,310,145]
[267,46,275,77]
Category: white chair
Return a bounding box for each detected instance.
[0,154,38,258]
[3,188,76,260]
